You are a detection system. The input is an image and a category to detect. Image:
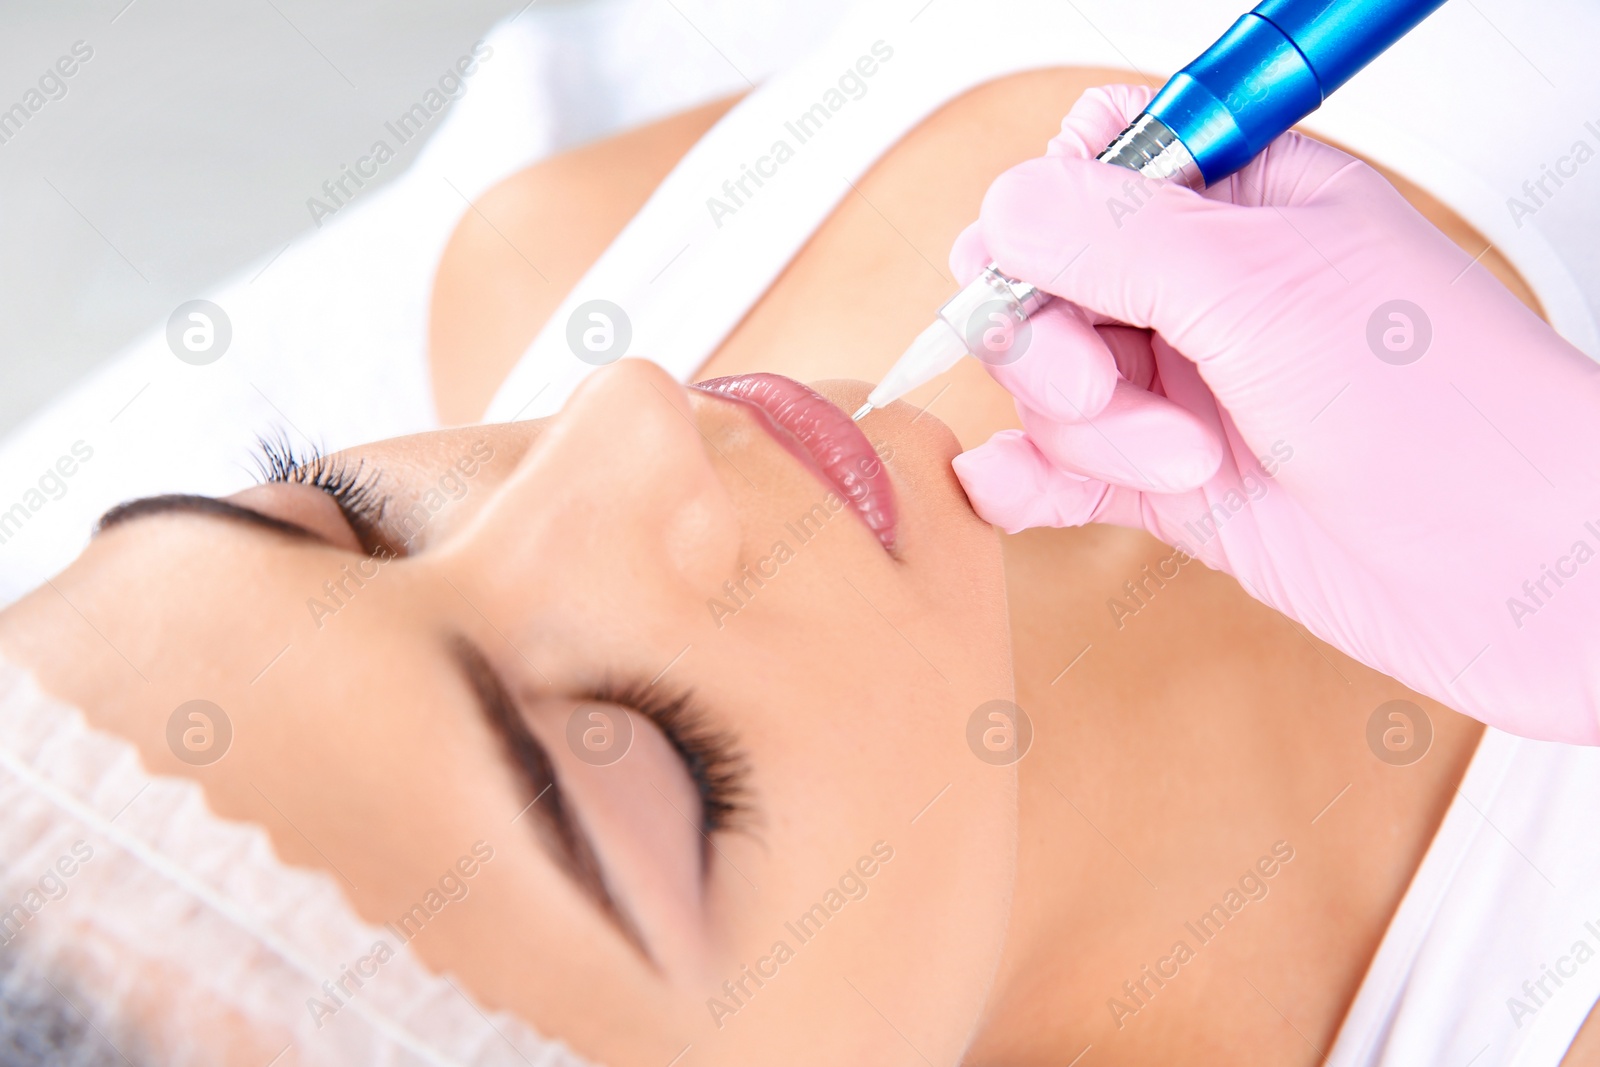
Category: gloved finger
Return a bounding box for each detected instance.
[1147,331,1228,441]
[1018,377,1224,493]
[952,429,1117,532]
[978,153,1306,361]
[949,221,990,285]
[958,82,1157,283]
[1047,83,1157,160]
[1098,324,1155,389]
[1204,128,1373,208]
[981,301,1120,422]
[949,221,1120,421]
[950,221,1119,328]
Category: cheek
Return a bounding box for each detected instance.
[700,654,1018,1063]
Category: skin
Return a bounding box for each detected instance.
[1,66,1589,1065]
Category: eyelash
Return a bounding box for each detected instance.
[253,436,391,551]
[586,676,750,841]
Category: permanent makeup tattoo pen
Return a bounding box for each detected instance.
[853,0,1451,421]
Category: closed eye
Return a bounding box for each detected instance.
[579,676,750,846]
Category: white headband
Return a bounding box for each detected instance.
[0,655,592,1066]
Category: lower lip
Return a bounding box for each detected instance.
[691,374,898,552]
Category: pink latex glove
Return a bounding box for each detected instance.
[951,83,1600,744]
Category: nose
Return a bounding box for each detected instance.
[428,360,745,633]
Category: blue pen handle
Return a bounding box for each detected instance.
[853,0,1453,420]
[1152,0,1450,185]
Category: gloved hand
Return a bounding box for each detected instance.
[951,83,1600,744]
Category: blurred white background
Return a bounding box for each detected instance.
[0,0,878,436]
[0,0,555,434]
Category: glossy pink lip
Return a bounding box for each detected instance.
[691,374,898,552]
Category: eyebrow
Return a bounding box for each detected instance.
[96,493,322,543]
[449,637,657,967]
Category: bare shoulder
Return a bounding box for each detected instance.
[1565,1006,1600,1064]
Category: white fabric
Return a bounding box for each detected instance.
[1327,730,1600,1065]
[0,655,590,1066]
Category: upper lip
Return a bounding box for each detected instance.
[691,373,898,552]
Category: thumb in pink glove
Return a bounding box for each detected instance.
[952,85,1600,744]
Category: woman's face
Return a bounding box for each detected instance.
[0,360,1018,1065]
